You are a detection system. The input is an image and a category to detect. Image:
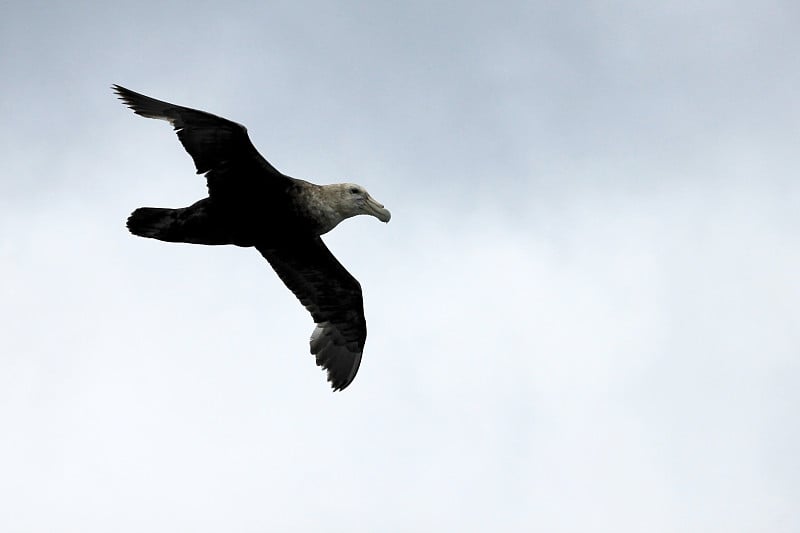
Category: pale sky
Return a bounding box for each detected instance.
[1,1,799,531]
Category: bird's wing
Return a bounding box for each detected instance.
[256,237,366,391]
[113,84,292,199]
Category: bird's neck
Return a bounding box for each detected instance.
[302,184,352,235]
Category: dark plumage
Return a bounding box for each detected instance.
[114,85,390,391]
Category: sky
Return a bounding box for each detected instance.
[1,0,799,531]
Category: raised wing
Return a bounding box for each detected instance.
[113,84,291,199]
[257,238,366,391]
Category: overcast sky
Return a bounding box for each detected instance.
[1,1,799,531]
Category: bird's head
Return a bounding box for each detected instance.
[330,183,392,224]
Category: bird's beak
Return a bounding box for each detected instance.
[365,195,391,223]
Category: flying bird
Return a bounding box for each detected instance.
[113,84,391,391]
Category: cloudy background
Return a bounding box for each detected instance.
[1,1,799,531]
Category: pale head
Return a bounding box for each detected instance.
[328,182,391,223]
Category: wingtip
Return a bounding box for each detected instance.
[325,360,360,391]
[329,380,350,392]
[112,84,135,107]
[311,322,362,391]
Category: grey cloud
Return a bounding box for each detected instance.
[1,1,798,531]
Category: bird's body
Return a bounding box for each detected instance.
[114,85,390,390]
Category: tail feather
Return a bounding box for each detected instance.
[126,199,236,245]
[127,207,178,240]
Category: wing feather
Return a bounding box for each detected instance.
[112,84,291,199]
[257,238,366,391]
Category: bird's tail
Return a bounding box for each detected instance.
[127,207,178,240]
[127,199,237,245]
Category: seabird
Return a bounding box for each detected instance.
[113,84,391,391]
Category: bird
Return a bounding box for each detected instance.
[113,84,391,391]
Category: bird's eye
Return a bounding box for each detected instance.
[349,187,360,194]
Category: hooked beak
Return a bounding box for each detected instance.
[365,195,391,223]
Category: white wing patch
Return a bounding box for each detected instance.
[310,321,362,391]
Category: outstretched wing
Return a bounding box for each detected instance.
[113,84,291,199]
[257,238,366,391]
